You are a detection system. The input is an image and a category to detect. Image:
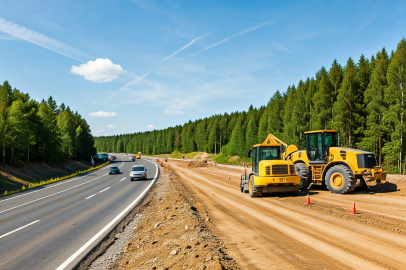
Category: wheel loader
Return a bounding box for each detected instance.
[268,130,386,194]
[240,134,301,197]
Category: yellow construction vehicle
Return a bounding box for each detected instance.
[135,152,142,159]
[269,130,386,194]
[241,134,301,197]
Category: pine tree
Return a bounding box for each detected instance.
[359,49,389,165]
[334,58,359,147]
[384,38,406,174]
[314,68,333,129]
[246,109,258,150]
[267,91,284,138]
[329,60,343,122]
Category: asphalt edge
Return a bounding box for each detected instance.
[72,158,160,270]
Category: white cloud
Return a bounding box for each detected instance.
[107,124,118,128]
[71,58,125,82]
[0,18,88,61]
[88,111,118,117]
[164,109,184,115]
[162,31,213,62]
[147,125,155,129]
[192,21,271,56]
[93,130,104,134]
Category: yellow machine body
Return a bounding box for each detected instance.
[241,135,300,196]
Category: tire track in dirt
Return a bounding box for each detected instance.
[170,161,406,270]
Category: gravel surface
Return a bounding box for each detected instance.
[87,215,143,270]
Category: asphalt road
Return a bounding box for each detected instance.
[0,155,158,270]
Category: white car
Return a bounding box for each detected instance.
[130,165,147,181]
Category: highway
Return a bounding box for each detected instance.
[0,155,158,270]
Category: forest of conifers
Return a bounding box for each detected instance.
[0,81,96,164]
[95,38,406,174]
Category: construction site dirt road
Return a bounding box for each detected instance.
[169,159,406,270]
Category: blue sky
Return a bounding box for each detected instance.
[0,0,405,136]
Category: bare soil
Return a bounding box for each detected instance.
[166,160,406,270]
[111,164,240,270]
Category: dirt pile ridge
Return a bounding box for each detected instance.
[111,165,240,270]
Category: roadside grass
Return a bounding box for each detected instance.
[0,161,110,198]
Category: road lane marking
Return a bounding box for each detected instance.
[0,158,129,213]
[120,178,126,181]
[85,194,96,200]
[99,187,110,193]
[0,156,125,203]
[0,174,106,214]
[0,220,40,239]
[56,159,159,270]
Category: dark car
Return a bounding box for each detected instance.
[109,166,120,175]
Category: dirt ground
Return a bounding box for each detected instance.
[165,160,406,270]
[111,165,241,270]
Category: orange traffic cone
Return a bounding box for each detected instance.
[348,201,356,214]
[304,194,310,204]
[160,162,164,167]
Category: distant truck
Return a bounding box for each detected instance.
[135,152,142,159]
[94,153,109,162]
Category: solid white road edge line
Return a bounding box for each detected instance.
[99,187,110,193]
[0,220,40,239]
[0,156,126,204]
[85,194,96,200]
[56,159,158,270]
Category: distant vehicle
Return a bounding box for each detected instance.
[109,166,121,175]
[130,156,135,161]
[135,152,142,159]
[130,165,147,181]
[97,153,109,161]
[109,155,116,161]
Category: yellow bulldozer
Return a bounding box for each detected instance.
[267,130,386,194]
[135,152,142,159]
[241,134,301,197]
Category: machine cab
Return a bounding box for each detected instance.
[249,144,281,174]
[305,130,337,164]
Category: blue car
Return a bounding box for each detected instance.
[109,166,121,175]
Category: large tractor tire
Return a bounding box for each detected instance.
[295,163,311,190]
[325,165,357,194]
[249,175,261,197]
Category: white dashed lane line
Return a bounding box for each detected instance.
[85,194,96,200]
[0,160,126,214]
[99,187,110,193]
[0,220,40,239]
[0,157,125,204]
[120,178,126,182]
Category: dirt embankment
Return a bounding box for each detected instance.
[0,160,92,193]
[111,164,240,270]
[167,160,406,270]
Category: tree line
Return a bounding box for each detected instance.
[0,81,96,165]
[95,38,406,174]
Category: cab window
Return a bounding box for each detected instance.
[259,147,280,161]
[252,147,258,173]
[306,133,322,161]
